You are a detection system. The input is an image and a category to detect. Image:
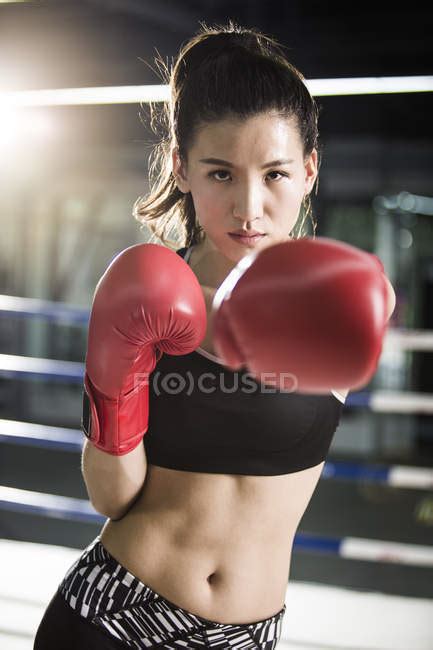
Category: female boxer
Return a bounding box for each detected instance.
[34,21,395,649]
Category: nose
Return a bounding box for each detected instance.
[232,180,263,224]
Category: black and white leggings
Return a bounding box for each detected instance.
[34,536,286,649]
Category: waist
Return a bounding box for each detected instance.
[102,466,297,557]
[99,503,291,623]
[98,462,322,621]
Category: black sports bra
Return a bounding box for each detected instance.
[144,246,345,476]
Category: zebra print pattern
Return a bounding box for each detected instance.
[58,537,286,649]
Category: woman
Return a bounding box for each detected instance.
[34,21,394,649]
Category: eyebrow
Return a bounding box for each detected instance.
[198,157,295,169]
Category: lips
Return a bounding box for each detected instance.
[229,230,265,237]
[229,233,264,239]
[228,233,266,247]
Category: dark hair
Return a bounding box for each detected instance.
[133,20,320,249]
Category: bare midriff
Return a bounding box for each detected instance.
[99,460,324,625]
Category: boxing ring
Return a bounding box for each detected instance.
[0,64,433,650]
[1,294,432,649]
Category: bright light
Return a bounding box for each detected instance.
[307,75,433,96]
[0,107,54,150]
[0,108,21,147]
[0,76,432,108]
[1,85,171,107]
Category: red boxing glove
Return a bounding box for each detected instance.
[212,237,388,394]
[82,243,206,455]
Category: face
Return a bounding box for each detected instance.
[172,112,318,267]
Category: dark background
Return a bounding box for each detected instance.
[1,1,432,141]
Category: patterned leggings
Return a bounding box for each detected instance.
[34,536,286,649]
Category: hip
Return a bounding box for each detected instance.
[48,535,286,649]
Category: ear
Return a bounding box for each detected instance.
[172,146,190,194]
[304,148,318,195]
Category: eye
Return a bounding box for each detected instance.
[208,169,231,181]
[266,171,288,181]
[207,169,289,182]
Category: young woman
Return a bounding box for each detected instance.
[34,21,394,650]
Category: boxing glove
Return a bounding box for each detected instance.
[82,243,206,455]
[212,237,388,394]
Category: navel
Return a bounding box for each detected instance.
[207,572,217,584]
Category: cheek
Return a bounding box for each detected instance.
[271,183,304,213]
[280,176,305,198]
[270,189,305,232]
[191,183,227,220]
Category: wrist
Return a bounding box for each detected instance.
[82,373,149,455]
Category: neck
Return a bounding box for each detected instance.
[189,237,237,288]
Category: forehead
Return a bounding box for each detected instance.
[191,113,302,157]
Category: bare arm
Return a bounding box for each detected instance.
[81,439,147,521]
